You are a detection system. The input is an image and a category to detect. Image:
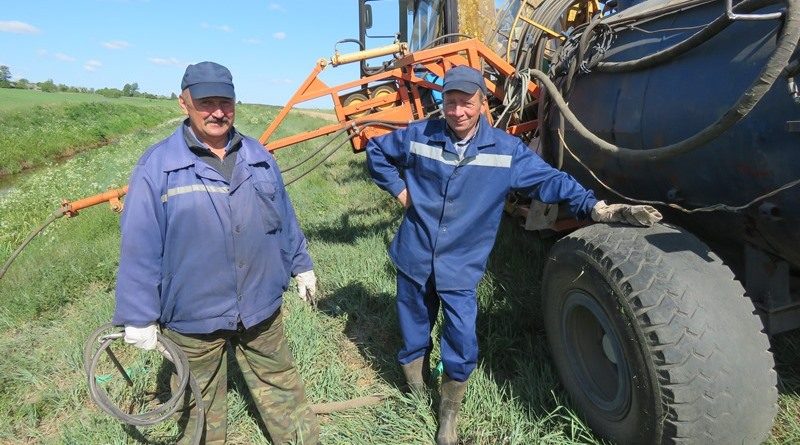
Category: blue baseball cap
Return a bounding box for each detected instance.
[181,61,235,99]
[442,65,487,95]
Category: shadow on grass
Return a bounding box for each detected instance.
[477,215,564,409]
[772,330,800,397]
[310,212,564,414]
[317,281,405,389]
[302,206,398,245]
[322,157,373,186]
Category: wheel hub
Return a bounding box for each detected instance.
[562,290,631,420]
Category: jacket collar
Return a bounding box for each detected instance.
[162,124,270,173]
[229,136,273,193]
[237,137,272,166]
[424,114,495,158]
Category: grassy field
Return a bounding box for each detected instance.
[0,89,182,177]
[0,89,177,112]
[0,97,798,444]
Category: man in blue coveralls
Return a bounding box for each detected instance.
[366,65,661,445]
[114,61,319,444]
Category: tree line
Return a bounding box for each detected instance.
[0,65,175,100]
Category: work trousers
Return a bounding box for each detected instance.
[162,310,319,444]
[396,271,478,382]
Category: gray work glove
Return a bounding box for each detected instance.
[591,200,662,227]
[296,269,317,302]
[124,324,158,350]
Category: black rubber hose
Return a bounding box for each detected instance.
[0,208,64,281]
[83,323,205,445]
[533,0,800,161]
[279,119,411,185]
[595,0,783,72]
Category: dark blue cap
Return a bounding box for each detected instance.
[442,65,486,95]
[181,61,235,99]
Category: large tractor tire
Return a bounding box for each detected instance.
[542,223,777,444]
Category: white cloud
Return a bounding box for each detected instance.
[102,40,131,50]
[242,37,262,45]
[0,20,40,34]
[37,49,48,56]
[272,31,286,40]
[54,53,76,62]
[269,78,293,84]
[84,60,102,71]
[149,57,181,66]
[269,3,284,11]
[200,22,232,32]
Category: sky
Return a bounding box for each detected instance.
[0,0,393,106]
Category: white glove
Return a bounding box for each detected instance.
[591,200,662,227]
[124,324,158,351]
[296,270,317,302]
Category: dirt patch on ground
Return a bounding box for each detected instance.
[294,109,337,122]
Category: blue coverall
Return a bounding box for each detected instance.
[113,125,313,334]
[366,115,597,381]
[112,124,319,443]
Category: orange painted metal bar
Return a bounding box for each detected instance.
[61,186,128,217]
[259,60,328,146]
[507,120,539,136]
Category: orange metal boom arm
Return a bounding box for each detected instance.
[259,38,540,153]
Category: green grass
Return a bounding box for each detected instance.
[0,89,182,176]
[0,88,175,112]
[0,103,798,444]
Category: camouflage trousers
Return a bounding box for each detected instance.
[162,310,319,444]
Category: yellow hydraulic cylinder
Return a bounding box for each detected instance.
[330,42,409,66]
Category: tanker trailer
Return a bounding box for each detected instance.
[488,0,799,442]
[253,0,797,441]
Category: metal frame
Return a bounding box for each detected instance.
[258,38,541,152]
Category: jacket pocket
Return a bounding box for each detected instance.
[414,156,442,180]
[253,180,282,233]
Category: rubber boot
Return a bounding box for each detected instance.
[401,355,430,394]
[436,375,468,445]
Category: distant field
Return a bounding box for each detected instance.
[0,88,171,112]
[0,89,182,176]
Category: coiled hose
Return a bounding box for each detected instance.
[84,323,388,441]
[83,323,206,445]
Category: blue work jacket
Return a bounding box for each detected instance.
[113,125,312,334]
[366,115,597,290]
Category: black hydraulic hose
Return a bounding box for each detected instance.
[532,0,800,162]
[595,0,783,72]
[279,126,355,174]
[282,119,411,186]
[576,16,605,74]
[598,0,720,28]
[0,208,65,281]
[284,137,352,186]
[84,324,206,445]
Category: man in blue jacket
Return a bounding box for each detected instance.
[366,65,661,445]
[113,61,319,444]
